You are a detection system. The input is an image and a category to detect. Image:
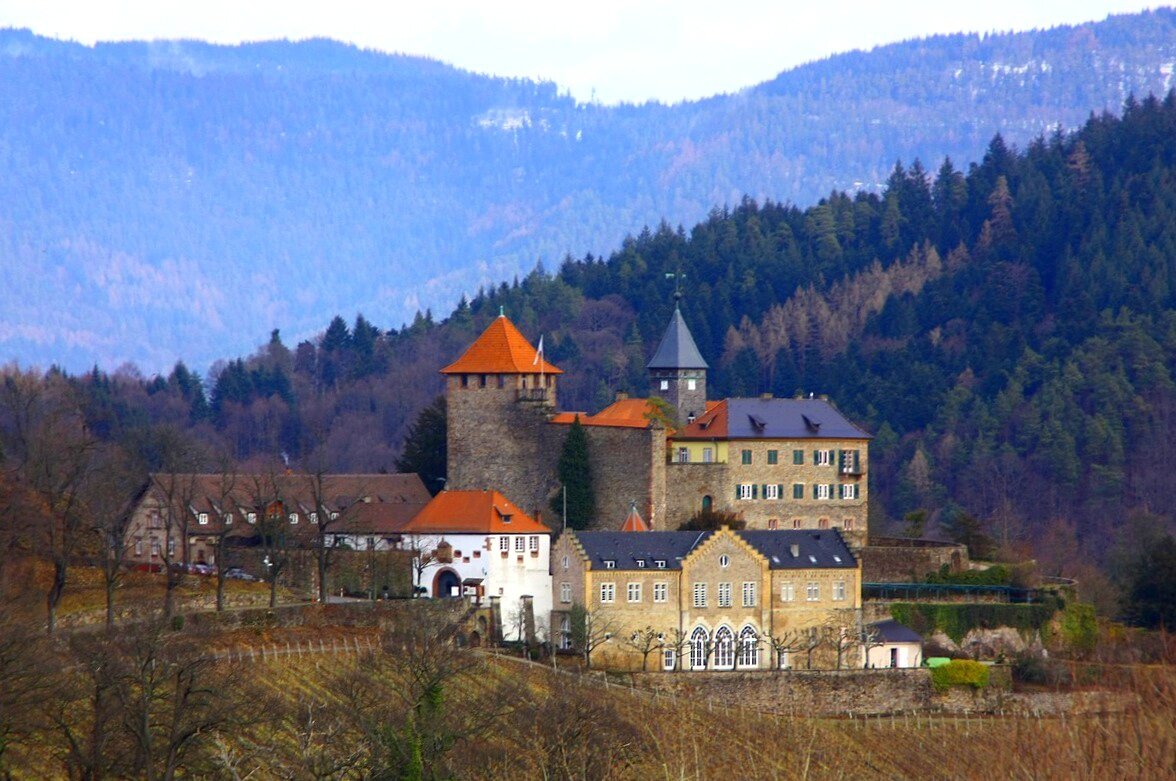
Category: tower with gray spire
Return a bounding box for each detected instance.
[647,305,708,425]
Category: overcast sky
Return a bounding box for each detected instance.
[2,1,1166,103]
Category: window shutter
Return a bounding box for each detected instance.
[853,450,860,472]
[736,485,742,501]
[813,450,818,465]
[812,484,817,499]
[838,484,845,499]
[752,484,759,500]
[778,484,784,499]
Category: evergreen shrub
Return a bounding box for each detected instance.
[931,659,989,692]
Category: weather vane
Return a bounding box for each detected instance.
[664,267,686,304]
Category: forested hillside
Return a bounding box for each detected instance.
[2,10,1175,371]
[17,93,1175,611]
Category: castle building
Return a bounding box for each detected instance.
[550,525,862,671]
[442,307,870,544]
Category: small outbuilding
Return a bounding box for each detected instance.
[865,619,923,668]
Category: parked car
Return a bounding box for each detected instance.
[224,567,254,581]
[189,563,214,576]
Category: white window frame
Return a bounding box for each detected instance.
[529,535,539,551]
[689,627,708,670]
[627,582,642,603]
[739,483,753,500]
[764,484,780,500]
[247,512,257,524]
[842,483,857,500]
[223,513,232,525]
[713,626,735,669]
[817,484,831,500]
[560,582,572,603]
[289,513,298,524]
[702,447,714,463]
[653,582,668,603]
[693,582,707,608]
[717,582,732,608]
[134,539,143,556]
[806,581,820,602]
[197,512,208,525]
[816,449,832,466]
[559,615,572,650]
[514,536,525,552]
[660,379,669,391]
[737,626,759,668]
[309,512,318,524]
[662,647,677,671]
[742,581,757,607]
[687,378,697,390]
[562,555,569,570]
[599,582,615,604]
[499,536,510,552]
[781,582,795,602]
[833,580,846,601]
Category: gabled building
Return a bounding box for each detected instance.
[400,489,553,642]
[551,526,862,671]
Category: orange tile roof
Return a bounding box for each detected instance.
[550,398,659,429]
[674,399,729,438]
[402,489,552,534]
[620,504,650,532]
[441,315,562,375]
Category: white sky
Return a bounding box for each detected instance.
[1,1,1166,103]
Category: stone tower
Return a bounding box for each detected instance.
[647,305,708,425]
[442,313,563,514]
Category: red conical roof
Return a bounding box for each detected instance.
[441,315,562,375]
[620,504,650,532]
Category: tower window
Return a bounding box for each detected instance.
[660,380,669,391]
[687,379,697,390]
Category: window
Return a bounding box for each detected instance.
[329,511,339,521]
[529,535,539,551]
[167,538,175,556]
[309,512,318,524]
[718,582,732,607]
[816,484,831,500]
[636,560,646,568]
[499,536,510,552]
[560,582,572,603]
[713,626,735,669]
[662,648,677,670]
[792,483,804,499]
[654,560,666,569]
[737,626,759,668]
[768,518,779,530]
[767,450,778,465]
[627,582,642,602]
[739,484,754,500]
[793,449,804,465]
[653,582,668,603]
[289,513,298,524]
[134,539,143,556]
[701,495,713,512]
[197,512,209,525]
[844,518,855,531]
[511,536,523,552]
[151,541,161,557]
[719,554,730,568]
[693,582,707,608]
[599,583,615,603]
[702,447,714,463]
[741,449,752,465]
[765,484,780,500]
[366,537,375,550]
[689,627,709,670]
[819,518,829,529]
[780,582,795,602]
[223,513,232,525]
[603,560,616,569]
[460,374,468,388]
[806,582,820,601]
[660,380,669,391]
[742,582,757,607]
[840,483,858,500]
[562,555,569,570]
[687,378,697,390]
[559,615,572,650]
[677,447,689,463]
[833,581,846,601]
[792,518,802,529]
[815,449,832,466]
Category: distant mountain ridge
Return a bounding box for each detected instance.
[1,9,1174,372]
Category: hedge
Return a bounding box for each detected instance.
[890,602,1056,643]
[931,659,990,692]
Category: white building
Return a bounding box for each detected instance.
[399,489,553,642]
[865,619,924,668]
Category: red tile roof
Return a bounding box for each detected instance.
[550,398,661,429]
[674,399,729,438]
[403,489,552,534]
[620,505,650,532]
[441,315,562,375]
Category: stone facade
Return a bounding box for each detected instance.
[650,368,706,425]
[859,537,969,582]
[583,424,667,531]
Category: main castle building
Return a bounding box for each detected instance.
[443,307,870,547]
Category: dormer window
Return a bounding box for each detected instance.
[655,560,666,569]
[501,514,512,524]
[330,511,339,520]
[247,512,257,524]
[309,512,318,524]
[636,560,646,568]
[223,513,232,525]
[603,560,616,569]
[197,512,208,525]
[289,513,299,524]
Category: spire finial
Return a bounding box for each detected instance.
[665,266,686,306]
[498,305,504,317]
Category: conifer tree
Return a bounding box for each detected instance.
[395,397,447,495]
[553,416,595,529]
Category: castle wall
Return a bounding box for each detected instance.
[581,425,665,531]
[664,463,729,526]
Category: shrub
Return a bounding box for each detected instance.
[931,659,989,692]
[890,603,1055,643]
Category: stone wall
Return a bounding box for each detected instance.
[582,425,664,530]
[860,538,969,583]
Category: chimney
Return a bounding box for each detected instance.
[790,544,800,558]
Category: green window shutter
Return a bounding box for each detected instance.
[793,450,803,465]
[793,483,803,499]
[752,484,759,500]
[777,484,784,500]
[838,484,845,499]
[813,450,818,466]
[736,485,742,501]
[853,450,861,472]
[812,484,818,499]
[838,450,845,471]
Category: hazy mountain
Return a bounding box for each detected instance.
[1,9,1174,372]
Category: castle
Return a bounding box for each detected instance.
[443,306,870,547]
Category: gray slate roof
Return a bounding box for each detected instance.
[647,306,709,370]
[575,531,711,570]
[739,530,858,569]
[573,529,856,571]
[726,398,871,440]
[867,619,923,644]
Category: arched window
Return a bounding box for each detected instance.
[701,495,713,512]
[713,626,735,669]
[689,627,709,670]
[737,626,759,668]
